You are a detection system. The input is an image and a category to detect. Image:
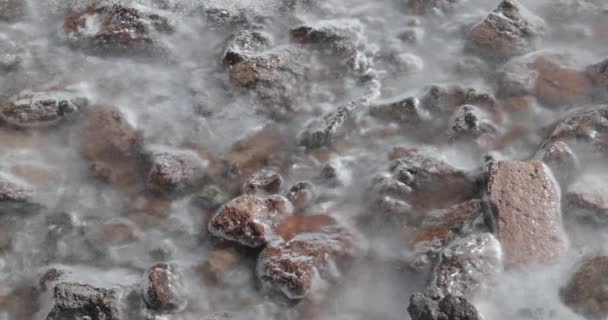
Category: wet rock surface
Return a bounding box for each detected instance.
[561,256,608,320]
[408,286,482,320]
[486,160,566,267]
[142,262,187,312]
[145,147,209,196]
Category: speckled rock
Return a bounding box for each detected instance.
[146,148,209,196]
[408,286,482,320]
[222,30,272,67]
[142,262,187,312]
[242,168,283,196]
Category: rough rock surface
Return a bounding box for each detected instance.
[408,286,482,320]
[540,104,608,153]
[563,173,608,225]
[242,168,283,196]
[146,148,208,195]
[64,4,173,56]
[142,262,187,312]
[447,104,498,143]
[432,232,502,298]
[208,194,293,248]
[468,0,546,61]
[222,30,272,67]
[534,140,579,186]
[486,160,566,267]
[560,256,608,320]
[286,181,316,211]
[257,219,366,300]
[0,171,41,214]
[0,87,88,128]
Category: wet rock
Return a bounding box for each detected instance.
[0,0,25,20]
[486,160,566,267]
[563,173,608,225]
[540,104,608,153]
[496,51,593,106]
[242,168,283,196]
[560,256,608,320]
[298,102,356,149]
[534,140,579,186]
[468,0,546,61]
[257,220,366,300]
[192,185,231,211]
[40,265,141,320]
[0,86,88,128]
[286,181,316,211]
[64,4,173,56]
[586,58,608,93]
[0,172,41,215]
[447,105,499,143]
[142,262,187,312]
[227,46,306,119]
[79,106,143,163]
[419,85,500,121]
[95,218,140,245]
[222,30,272,67]
[408,286,482,320]
[432,232,502,298]
[146,147,209,196]
[208,194,293,248]
[369,96,425,125]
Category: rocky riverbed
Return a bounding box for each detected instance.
[1,0,608,319]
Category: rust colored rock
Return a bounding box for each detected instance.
[468,0,546,61]
[560,256,608,320]
[64,4,173,56]
[408,286,482,320]
[496,52,593,106]
[142,263,187,312]
[0,87,88,128]
[222,30,272,67]
[95,219,140,245]
[79,106,143,163]
[565,191,608,225]
[275,214,337,241]
[286,181,316,211]
[420,85,500,122]
[242,168,283,196]
[208,194,293,248]
[257,222,366,300]
[486,160,566,267]
[204,249,240,276]
[146,148,209,195]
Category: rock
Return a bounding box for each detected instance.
[286,181,316,211]
[79,106,143,163]
[275,214,338,241]
[208,194,293,248]
[486,160,566,267]
[242,168,283,196]
[40,265,141,320]
[560,256,608,320]
[142,262,187,312]
[540,104,608,153]
[419,85,500,121]
[534,140,579,186]
[192,185,231,211]
[369,96,425,125]
[468,0,546,61]
[432,233,502,298]
[145,147,209,196]
[408,286,482,320]
[201,249,241,280]
[0,0,25,20]
[257,219,366,300]
[0,86,88,128]
[407,0,465,15]
[95,218,140,245]
[447,105,499,143]
[222,30,272,67]
[0,171,41,215]
[563,173,608,225]
[586,58,608,93]
[227,46,306,120]
[64,4,173,56]
[496,51,593,106]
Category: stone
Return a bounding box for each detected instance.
[257,219,366,300]
[540,104,608,153]
[242,168,283,196]
[560,256,608,320]
[222,30,272,67]
[447,105,498,143]
[486,160,566,267]
[369,96,425,125]
[95,219,140,245]
[208,194,293,248]
[145,147,209,196]
[432,232,502,298]
[0,171,41,215]
[586,58,608,93]
[64,4,173,56]
[534,140,579,186]
[191,185,231,211]
[563,173,608,225]
[496,51,593,106]
[468,0,546,61]
[142,262,187,312]
[0,86,88,128]
[419,85,500,121]
[286,181,316,211]
[40,265,141,320]
[408,286,482,320]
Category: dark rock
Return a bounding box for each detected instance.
[419,85,500,122]
[408,286,482,320]
[142,262,187,312]
[369,96,425,125]
[0,86,88,128]
[447,105,499,143]
[208,194,293,248]
[257,218,366,299]
[564,173,608,225]
[432,232,502,298]
[560,256,608,320]
[468,0,546,61]
[146,147,209,196]
[64,4,173,56]
[242,168,283,196]
[486,160,566,267]
[222,30,272,67]
[286,181,316,211]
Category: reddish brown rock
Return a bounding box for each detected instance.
[146,148,209,196]
[369,96,424,126]
[486,160,566,267]
[64,4,173,56]
[408,286,482,320]
[208,194,293,248]
[95,219,140,245]
[540,104,608,153]
[468,0,546,61]
[257,221,366,300]
[0,87,88,128]
[560,256,608,320]
[419,85,500,123]
[275,214,337,241]
[222,30,272,67]
[203,249,241,278]
[534,140,579,186]
[142,263,187,312]
[242,168,283,196]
